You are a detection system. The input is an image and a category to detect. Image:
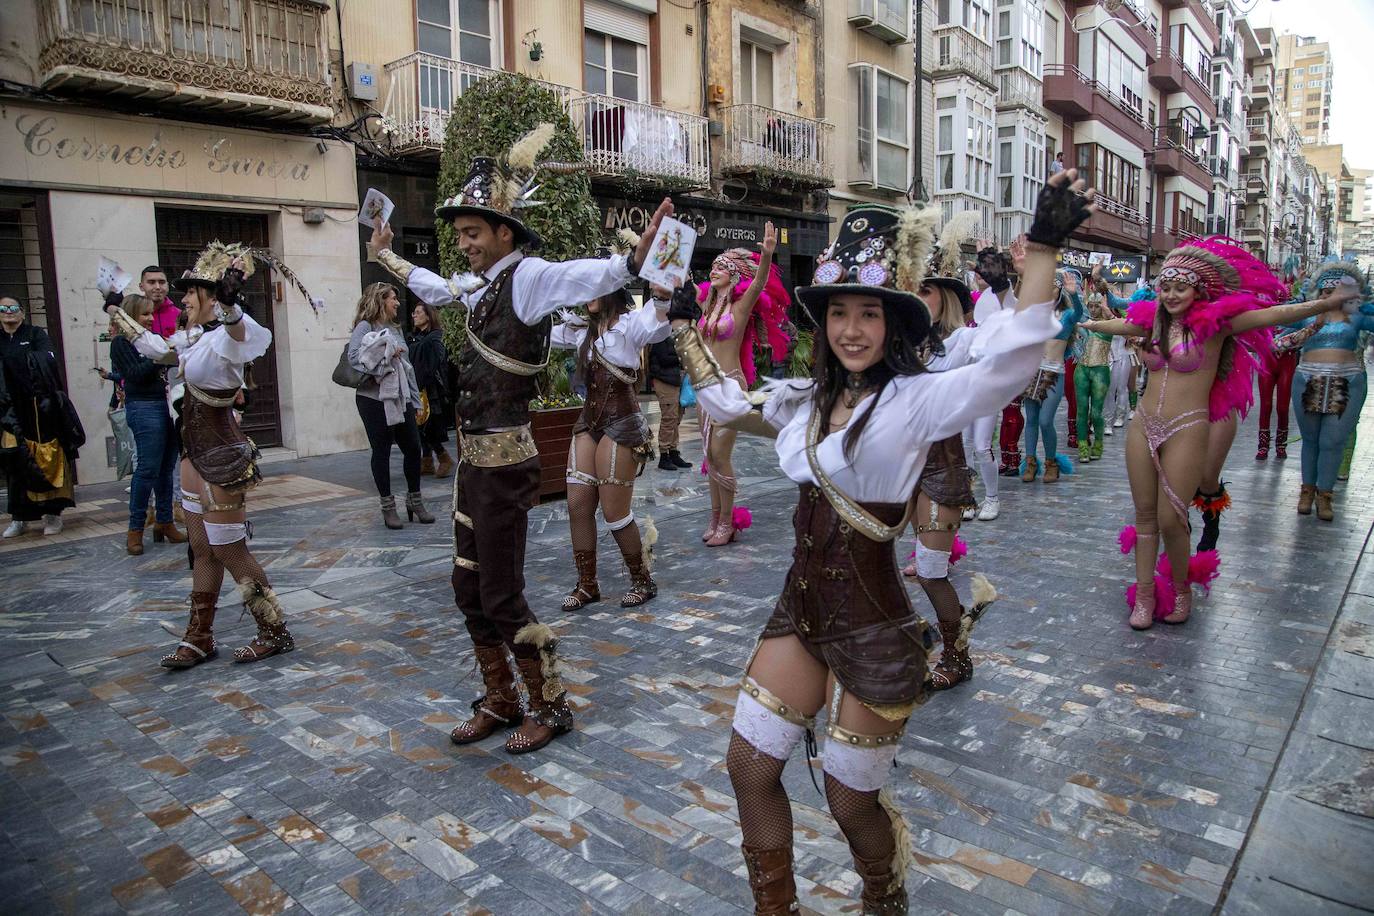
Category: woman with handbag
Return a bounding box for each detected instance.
[1,296,84,538]
[407,301,454,478]
[111,294,186,555]
[347,282,432,529]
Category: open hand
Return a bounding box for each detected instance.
[632,198,675,273]
[760,221,777,258]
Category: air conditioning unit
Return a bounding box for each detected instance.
[849,0,910,45]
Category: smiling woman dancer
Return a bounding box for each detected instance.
[1081,238,1360,630]
[696,232,790,546]
[670,171,1095,914]
[107,244,296,668]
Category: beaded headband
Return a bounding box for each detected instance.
[1154,247,1240,300]
[1315,265,1361,289]
[712,248,758,282]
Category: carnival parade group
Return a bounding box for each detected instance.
[80,127,1371,915]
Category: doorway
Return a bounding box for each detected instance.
[156,207,282,448]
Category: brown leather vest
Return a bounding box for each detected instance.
[452,262,552,432]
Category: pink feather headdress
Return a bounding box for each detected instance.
[698,249,791,387]
[1125,237,1288,421]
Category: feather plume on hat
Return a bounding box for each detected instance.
[614,228,641,254]
[894,206,941,294]
[507,123,555,173]
[934,211,981,279]
[192,241,256,282]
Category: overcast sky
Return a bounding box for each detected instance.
[1241,0,1374,167]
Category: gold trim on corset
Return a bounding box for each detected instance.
[803,410,914,542]
[466,310,549,377]
[454,556,479,571]
[592,346,638,386]
[459,426,539,468]
[454,510,473,528]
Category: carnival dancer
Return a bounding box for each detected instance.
[963,246,1015,519]
[1073,273,1116,461]
[1283,260,1374,522]
[998,237,1028,476]
[554,277,685,612]
[1081,238,1358,629]
[696,235,790,546]
[1256,332,1298,461]
[1021,269,1084,482]
[106,245,298,668]
[670,172,1095,914]
[369,125,673,754]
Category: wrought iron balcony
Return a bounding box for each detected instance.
[932,26,995,89]
[719,105,834,190]
[568,94,711,190]
[381,53,574,155]
[37,0,333,124]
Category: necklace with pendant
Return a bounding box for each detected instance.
[842,371,870,409]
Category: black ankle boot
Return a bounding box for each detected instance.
[658,452,675,471]
[669,449,692,469]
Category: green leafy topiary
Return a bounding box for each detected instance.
[434,72,601,406]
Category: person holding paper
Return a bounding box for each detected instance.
[368,125,673,755]
[695,225,790,547]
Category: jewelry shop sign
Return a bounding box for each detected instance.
[0,101,357,208]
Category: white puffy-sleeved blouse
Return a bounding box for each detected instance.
[551,299,671,367]
[694,300,1058,503]
[132,315,272,390]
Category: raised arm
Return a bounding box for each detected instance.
[510,255,635,324]
[732,221,777,318]
[369,221,460,307]
[1230,282,1360,333]
[106,304,177,364]
[1078,317,1148,338]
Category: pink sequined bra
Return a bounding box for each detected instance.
[1139,339,1206,373]
[699,310,736,341]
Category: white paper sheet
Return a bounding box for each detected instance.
[358,188,395,230]
[637,217,696,290]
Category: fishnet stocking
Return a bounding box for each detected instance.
[824,773,895,865]
[565,483,599,553]
[609,512,643,561]
[209,537,271,597]
[185,513,224,596]
[726,730,793,850]
[916,575,964,624]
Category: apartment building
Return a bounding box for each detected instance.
[1206,0,1245,238]
[0,0,364,485]
[1274,33,1332,146]
[1237,23,1275,266]
[1306,144,1362,259]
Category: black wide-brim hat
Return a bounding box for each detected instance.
[795,205,930,344]
[922,276,974,318]
[436,157,542,250]
[171,275,217,293]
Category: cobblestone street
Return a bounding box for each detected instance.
[2,408,1372,915]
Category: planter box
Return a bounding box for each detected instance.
[531,406,581,499]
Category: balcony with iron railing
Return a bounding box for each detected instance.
[932,26,995,89]
[718,105,834,190]
[381,53,574,155]
[1075,193,1147,248]
[568,94,711,190]
[36,0,333,123]
[995,67,1043,114]
[1042,65,1148,147]
[1152,125,1211,188]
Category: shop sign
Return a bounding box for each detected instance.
[0,101,356,208]
[604,203,709,237]
[1102,258,1144,283]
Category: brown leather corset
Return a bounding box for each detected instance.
[575,358,651,451]
[181,387,260,491]
[767,484,931,708]
[920,433,975,508]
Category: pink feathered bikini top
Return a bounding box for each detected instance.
[699,310,736,341]
[1138,338,1206,373]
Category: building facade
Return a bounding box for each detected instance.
[0,0,364,486]
[1274,33,1333,147]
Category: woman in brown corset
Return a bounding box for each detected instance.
[107,244,295,668]
[696,225,789,546]
[670,173,1094,914]
[554,283,681,611]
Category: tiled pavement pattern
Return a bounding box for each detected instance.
[2,403,1372,915]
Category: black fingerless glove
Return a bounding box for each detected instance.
[104,290,125,310]
[215,267,245,307]
[1027,180,1093,248]
[666,285,701,322]
[974,247,1012,294]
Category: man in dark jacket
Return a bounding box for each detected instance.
[649,283,699,470]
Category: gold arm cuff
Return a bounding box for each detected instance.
[108,306,146,343]
[376,248,418,285]
[740,677,816,729]
[671,323,726,390]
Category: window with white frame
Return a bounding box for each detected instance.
[584,0,650,102]
[854,64,912,192]
[997,9,1012,67]
[936,0,991,40]
[997,125,1014,207]
[937,96,956,191]
[1020,0,1042,75]
[739,37,776,109]
[1097,38,1143,115]
[416,0,499,113]
[965,100,994,198]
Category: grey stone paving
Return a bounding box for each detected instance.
[2,405,1373,915]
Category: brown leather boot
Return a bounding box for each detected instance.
[160,592,218,669]
[1020,455,1038,482]
[853,847,908,915]
[562,550,600,612]
[233,583,295,663]
[153,522,188,544]
[420,455,434,476]
[126,529,145,556]
[1297,484,1316,515]
[930,616,973,690]
[1316,490,1335,522]
[741,845,798,915]
[434,449,454,478]
[506,624,574,754]
[450,644,524,744]
[1043,456,1061,483]
[619,551,657,608]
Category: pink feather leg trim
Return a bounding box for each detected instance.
[1119,525,1138,555]
[950,534,969,565]
[731,506,752,532]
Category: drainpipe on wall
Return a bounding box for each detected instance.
[911,0,927,202]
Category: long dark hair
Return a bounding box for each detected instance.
[413,301,443,336]
[811,297,927,460]
[576,289,634,375]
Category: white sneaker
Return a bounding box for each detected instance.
[962,505,977,522]
[1128,410,1135,420]
[42,514,63,536]
[977,498,1001,521]
[1113,416,1124,428]
[3,520,26,538]
[1104,426,1114,436]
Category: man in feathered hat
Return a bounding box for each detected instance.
[369,125,675,755]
